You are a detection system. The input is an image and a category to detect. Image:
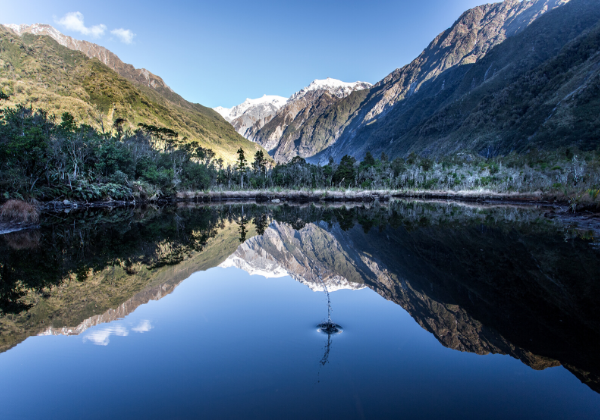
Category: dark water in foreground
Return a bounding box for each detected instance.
[0,201,599,419]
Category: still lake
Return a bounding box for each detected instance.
[0,201,599,419]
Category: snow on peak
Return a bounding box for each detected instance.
[219,255,290,279]
[242,94,288,107]
[213,94,288,122]
[3,23,69,47]
[213,78,371,123]
[213,106,232,120]
[289,77,372,102]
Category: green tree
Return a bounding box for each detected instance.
[333,155,357,187]
[253,213,269,236]
[290,156,307,166]
[253,150,267,175]
[363,151,376,167]
[60,112,77,132]
[237,147,248,188]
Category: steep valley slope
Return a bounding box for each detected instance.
[243,0,599,163]
[318,0,600,161]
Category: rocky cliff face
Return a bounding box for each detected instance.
[250,78,372,162]
[354,0,571,127]
[3,23,172,94]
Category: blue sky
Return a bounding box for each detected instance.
[3,0,490,108]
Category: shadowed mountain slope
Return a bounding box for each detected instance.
[241,0,598,163]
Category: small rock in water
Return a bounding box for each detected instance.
[271,199,281,203]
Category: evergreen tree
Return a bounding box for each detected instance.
[237,147,248,188]
[363,151,376,167]
[253,150,266,175]
[333,155,357,187]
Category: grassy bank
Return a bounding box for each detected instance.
[173,186,599,211]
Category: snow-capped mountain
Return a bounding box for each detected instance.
[214,95,288,139]
[214,95,287,122]
[213,106,233,121]
[288,78,372,102]
[248,78,372,159]
[279,0,575,164]
[4,23,65,39]
[215,78,371,148]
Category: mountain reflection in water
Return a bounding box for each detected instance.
[1,200,599,414]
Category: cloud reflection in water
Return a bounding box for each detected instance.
[83,320,152,346]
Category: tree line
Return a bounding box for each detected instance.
[1,101,598,204]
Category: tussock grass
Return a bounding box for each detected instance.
[0,200,40,224]
[174,189,393,203]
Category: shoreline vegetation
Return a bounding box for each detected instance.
[1,101,599,226]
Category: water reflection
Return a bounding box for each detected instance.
[81,320,153,346]
[1,201,599,395]
[318,327,339,368]
[83,324,129,346]
[132,319,153,333]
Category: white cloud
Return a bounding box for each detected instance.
[111,28,135,44]
[55,11,106,38]
[132,320,152,333]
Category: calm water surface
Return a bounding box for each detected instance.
[0,201,599,419]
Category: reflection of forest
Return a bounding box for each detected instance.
[1,201,599,393]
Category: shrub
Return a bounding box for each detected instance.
[0,200,40,224]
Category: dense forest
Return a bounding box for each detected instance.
[1,100,599,209]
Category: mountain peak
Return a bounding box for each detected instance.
[213,94,288,123]
[289,78,372,102]
[242,94,288,107]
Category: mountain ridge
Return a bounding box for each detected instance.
[3,23,174,95]
[213,78,371,159]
